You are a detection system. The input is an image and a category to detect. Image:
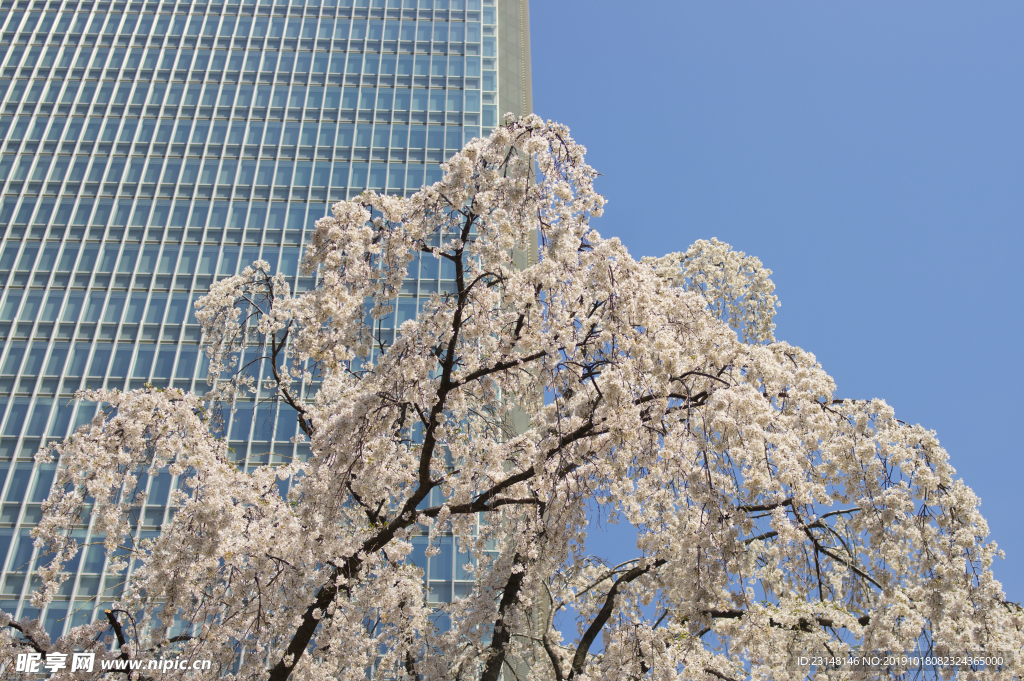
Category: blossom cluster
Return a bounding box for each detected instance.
[2,116,1020,681]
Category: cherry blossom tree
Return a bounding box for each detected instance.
[3,116,1021,680]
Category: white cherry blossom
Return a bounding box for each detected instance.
[3,116,1020,681]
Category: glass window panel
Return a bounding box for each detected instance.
[263,204,285,231]
[142,158,163,184]
[387,164,405,190]
[91,200,113,226]
[61,291,84,322]
[145,294,167,324]
[355,124,372,148]
[191,121,210,144]
[116,244,139,274]
[166,293,190,324]
[350,162,368,188]
[44,119,65,142]
[427,126,444,149]
[282,122,301,146]
[256,161,275,185]
[265,121,282,145]
[254,403,274,440]
[103,293,126,323]
[300,123,318,147]
[331,162,349,186]
[180,161,199,187]
[132,345,154,378]
[312,162,331,187]
[152,346,175,379]
[130,201,151,227]
[1,343,26,375]
[175,346,198,379]
[410,89,427,111]
[230,403,253,439]
[312,53,329,74]
[428,90,444,112]
[18,291,42,322]
[209,202,228,228]
[157,246,179,275]
[229,203,250,230]
[318,123,337,147]
[88,344,112,377]
[446,91,462,113]
[244,51,261,73]
[4,461,32,500]
[40,291,63,323]
[47,157,69,182]
[276,407,297,442]
[199,160,218,185]
[393,89,410,111]
[221,120,242,145]
[420,251,438,279]
[341,87,358,109]
[358,87,375,110]
[294,162,312,186]
[109,345,133,378]
[246,121,264,145]
[406,163,424,189]
[431,54,446,76]
[83,291,106,323]
[125,158,146,182]
[162,159,182,184]
[337,124,354,148]
[43,344,68,376]
[329,53,345,75]
[219,246,239,275]
[198,246,218,275]
[149,470,172,507]
[275,162,293,186]
[20,344,45,377]
[33,199,55,225]
[429,536,453,581]
[124,293,146,324]
[15,243,39,271]
[261,51,278,72]
[368,163,386,190]
[280,247,301,277]
[152,201,172,227]
[87,158,107,182]
[237,161,255,185]
[139,245,159,273]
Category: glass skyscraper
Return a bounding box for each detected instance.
[0,0,531,649]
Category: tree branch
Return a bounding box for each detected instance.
[567,559,667,680]
[480,555,529,681]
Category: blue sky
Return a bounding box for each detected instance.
[530,1,1024,603]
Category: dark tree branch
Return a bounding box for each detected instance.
[567,559,667,680]
[704,608,870,630]
[479,554,529,681]
[3,620,49,655]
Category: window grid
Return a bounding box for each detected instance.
[0,0,503,644]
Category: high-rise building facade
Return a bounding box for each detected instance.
[0,0,531,648]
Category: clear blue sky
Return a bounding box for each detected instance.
[530,1,1024,603]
